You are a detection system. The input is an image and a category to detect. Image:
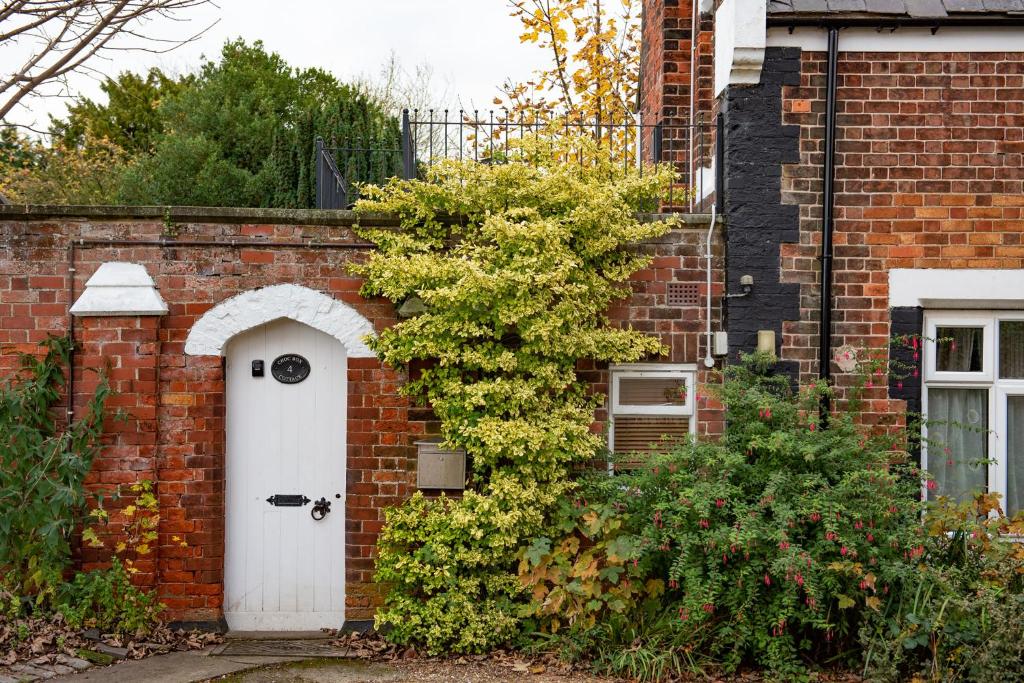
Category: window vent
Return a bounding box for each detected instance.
[667,282,699,307]
[611,416,690,468]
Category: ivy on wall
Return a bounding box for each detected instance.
[353,140,678,652]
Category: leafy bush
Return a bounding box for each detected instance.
[0,129,127,205]
[357,142,678,653]
[57,558,163,636]
[0,336,109,602]
[521,354,929,677]
[862,495,1024,682]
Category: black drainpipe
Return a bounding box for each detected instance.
[819,27,839,394]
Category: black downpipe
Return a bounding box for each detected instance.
[819,28,839,396]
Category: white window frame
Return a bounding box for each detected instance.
[924,311,994,382]
[607,363,697,474]
[922,311,1024,512]
[610,365,695,416]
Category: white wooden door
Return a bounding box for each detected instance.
[224,318,346,630]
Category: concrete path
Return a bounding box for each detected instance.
[45,650,605,683]
[46,649,307,683]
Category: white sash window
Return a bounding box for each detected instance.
[923,312,1024,516]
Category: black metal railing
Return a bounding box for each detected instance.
[315,109,720,211]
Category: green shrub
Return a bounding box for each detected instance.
[861,495,1024,682]
[57,557,163,636]
[522,354,928,677]
[356,142,678,653]
[0,336,109,602]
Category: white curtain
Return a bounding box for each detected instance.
[1008,396,1024,517]
[937,327,981,372]
[927,388,987,503]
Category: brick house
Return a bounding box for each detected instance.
[2,0,1024,632]
[642,1,1024,524]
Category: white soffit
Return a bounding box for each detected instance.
[70,262,168,317]
[889,269,1024,310]
[767,26,1024,52]
[715,0,768,98]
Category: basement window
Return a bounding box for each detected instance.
[923,312,1024,516]
[608,364,695,470]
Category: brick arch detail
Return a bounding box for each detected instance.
[183,283,377,357]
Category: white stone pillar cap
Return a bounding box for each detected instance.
[70,262,168,317]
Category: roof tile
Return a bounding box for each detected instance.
[904,0,951,15]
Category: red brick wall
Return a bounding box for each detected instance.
[0,209,722,624]
[640,0,716,204]
[778,50,1024,414]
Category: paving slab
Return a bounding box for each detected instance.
[46,649,305,683]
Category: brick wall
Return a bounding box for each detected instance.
[776,49,1024,413]
[640,0,717,206]
[0,207,721,624]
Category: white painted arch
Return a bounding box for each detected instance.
[184,284,377,357]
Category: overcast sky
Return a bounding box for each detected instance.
[5,0,550,132]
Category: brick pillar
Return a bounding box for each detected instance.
[71,262,168,588]
[75,316,162,587]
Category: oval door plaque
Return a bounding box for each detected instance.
[271,354,311,384]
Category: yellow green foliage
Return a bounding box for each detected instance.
[0,130,127,205]
[355,140,676,652]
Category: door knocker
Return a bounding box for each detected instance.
[311,497,331,520]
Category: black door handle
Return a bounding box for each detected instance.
[311,497,331,520]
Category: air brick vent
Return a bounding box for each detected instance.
[667,282,699,307]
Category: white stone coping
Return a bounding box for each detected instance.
[70,262,168,317]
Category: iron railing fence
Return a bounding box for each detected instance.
[316,109,721,211]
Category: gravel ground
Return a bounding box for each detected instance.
[211,658,611,682]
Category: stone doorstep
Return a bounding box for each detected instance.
[225,630,333,641]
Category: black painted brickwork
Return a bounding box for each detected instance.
[889,306,924,416]
[722,47,802,378]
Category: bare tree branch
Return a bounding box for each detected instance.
[0,0,215,121]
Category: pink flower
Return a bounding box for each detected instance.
[764,574,771,586]
[809,423,817,432]
[926,479,937,491]
[795,572,804,586]
[897,381,903,390]
[840,546,849,556]
[716,498,725,508]
[699,518,709,529]
[703,603,715,613]
[854,521,863,530]
[866,532,875,542]
[778,541,790,550]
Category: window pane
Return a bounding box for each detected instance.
[1000,321,1024,379]
[936,326,983,372]
[618,377,687,406]
[927,388,988,503]
[1008,396,1024,517]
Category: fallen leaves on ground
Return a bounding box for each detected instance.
[0,609,222,671]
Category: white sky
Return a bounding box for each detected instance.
[4,0,550,132]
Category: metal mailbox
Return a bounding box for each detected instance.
[415,439,466,490]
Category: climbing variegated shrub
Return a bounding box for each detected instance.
[353,140,677,653]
